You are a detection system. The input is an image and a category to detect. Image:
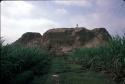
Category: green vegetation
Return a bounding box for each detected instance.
[59,72,116,84]
[31,57,116,84]
[0,44,51,84]
[68,36,125,84]
[0,35,125,84]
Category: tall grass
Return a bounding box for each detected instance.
[68,36,125,84]
[0,44,51,84]
[0,35,124,84]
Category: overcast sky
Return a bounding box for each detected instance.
[1,0,125,44]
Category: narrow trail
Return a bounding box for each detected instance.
[31,57,116,84]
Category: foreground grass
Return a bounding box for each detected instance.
[0,45,51,84]
[59,72,116,84]
[32,71,116,84]
[31,57,116,84]
[1,35,124,84]
[67,36,125,84]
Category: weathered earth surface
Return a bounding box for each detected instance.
[14,32,43,48]
[14,27,111,55]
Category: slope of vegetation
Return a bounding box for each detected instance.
[0,45,51,84]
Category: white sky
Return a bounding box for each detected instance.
[1,0,125,44]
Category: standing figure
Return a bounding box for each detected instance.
[76,24,78,28]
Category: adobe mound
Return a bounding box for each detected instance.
[14,27,111,55]
[42,27,111,55]
[14,32,43,48]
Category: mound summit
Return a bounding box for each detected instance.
[14,27,111,55]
